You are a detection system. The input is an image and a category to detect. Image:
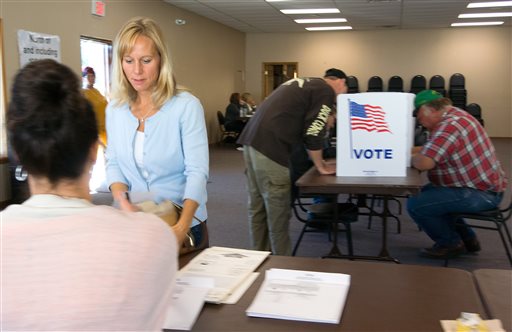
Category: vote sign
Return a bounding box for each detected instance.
[336,92,415,177]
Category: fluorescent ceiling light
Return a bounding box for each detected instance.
[295,18,347,24]
[281,8,340,14]
[451,21,504,26]
[459,12,512,18]
[305,26,352,31]
[467,1,512,8]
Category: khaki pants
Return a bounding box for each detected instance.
[242,146,292,256]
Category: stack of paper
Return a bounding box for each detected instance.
[177,246,270,304]
[246,268,351,324]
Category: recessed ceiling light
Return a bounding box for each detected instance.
[459,12,512,18]
[281,8,340,14]
[451,21,504,26]
[467,1,512,8]
[305,26,352,31]
[295,18,347,24]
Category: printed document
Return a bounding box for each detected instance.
[177,246,270,303]
[246,268,351,324]
[162,276,213,330]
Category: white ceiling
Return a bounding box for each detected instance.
[163,0,512,33]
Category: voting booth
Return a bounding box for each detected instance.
[336,92,415,177]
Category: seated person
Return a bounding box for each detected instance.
[225,92,246,134]
[241,92,257,114]
[1,59,186,330]
[407,90,508,259]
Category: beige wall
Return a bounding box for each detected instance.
[246,27,512,137]
[0,1,245,143]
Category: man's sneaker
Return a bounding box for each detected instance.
[463,237,481,253]
[420,242,466,259]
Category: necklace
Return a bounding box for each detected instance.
[136,108,154,123]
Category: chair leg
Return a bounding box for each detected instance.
[292,222,309,256]
[496,222,512,266]
[344,222,354,256]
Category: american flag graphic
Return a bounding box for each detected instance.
[349,101,391,133]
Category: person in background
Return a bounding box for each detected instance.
[237,68,348,255]
[82,66,108,146]
[241,92,257,114]
[106,17,209,249]
[2,59,180,330]
[407,90,507,259]
[224,92,246,135]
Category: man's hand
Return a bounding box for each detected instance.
[317,162,336,175]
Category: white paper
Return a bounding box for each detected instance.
[222,272,259,304]
[177,246,270,303]
[162,276,213,331]
[246,268,351,324]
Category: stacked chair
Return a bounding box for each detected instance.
[388,75,404,92]
[449,73,467,109]
[410,75,426,94]
[346,75,360,93]
[465,103,484,126]
[367,76,384,92]
[429,74,447,96]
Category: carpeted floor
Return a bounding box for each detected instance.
[207,138,512,271]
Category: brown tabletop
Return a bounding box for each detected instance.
[473,269,512,331]
[296,166,424,196]
[171,255,486,332]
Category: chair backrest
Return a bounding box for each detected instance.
[388,75,403,92]
[346,75,359,93]
[217,110,226,126]
[367,76,383,92]
[429,75,446,96]
[449,73,465,89]
[465,103,482,117]
[410,75,427,94]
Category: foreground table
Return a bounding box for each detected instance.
[296,166,424,262]
[171,255,486,332]
[473,268,512,331]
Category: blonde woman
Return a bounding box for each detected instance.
[106,17,209,247]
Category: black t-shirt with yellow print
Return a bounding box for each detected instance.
[237,77,336,167]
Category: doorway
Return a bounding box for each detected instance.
[262,62,298,99]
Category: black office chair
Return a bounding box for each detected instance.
[446,196,512,267]
[410,74,427,94]
[429,74,446,96]
[216,111,238,143]
[292,195,358,257]
[465,103,484,126]
[347,75,360,93]
[388,75,403,92]
[449,73,467,109]
[367,76,383,92]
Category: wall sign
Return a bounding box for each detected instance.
[17,29,61,67]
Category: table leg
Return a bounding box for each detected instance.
[378,196,400,263]
[323,195,345,258]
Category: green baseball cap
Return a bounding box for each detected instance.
[414,90,443,109]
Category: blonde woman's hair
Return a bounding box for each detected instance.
[111,17,179,109]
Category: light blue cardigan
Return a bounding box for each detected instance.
[105,91,209,223]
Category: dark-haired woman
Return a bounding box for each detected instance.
[1,59,180,330]
[224,92,246,135]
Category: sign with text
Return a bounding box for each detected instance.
[336,92,415,177]
[17,30,61,67]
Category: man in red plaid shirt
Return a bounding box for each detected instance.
[407,90,507,259]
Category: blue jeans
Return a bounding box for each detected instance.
[407,184,503,247]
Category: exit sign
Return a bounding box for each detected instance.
[92,0,105,17]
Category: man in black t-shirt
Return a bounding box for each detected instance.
[237,68,347,255]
